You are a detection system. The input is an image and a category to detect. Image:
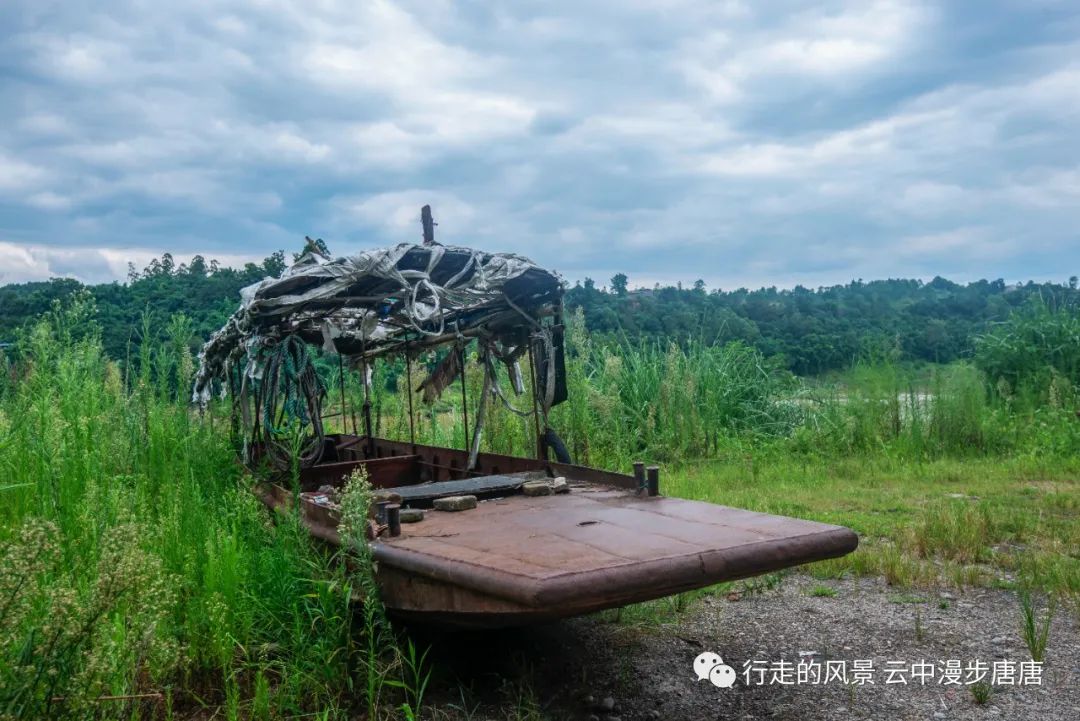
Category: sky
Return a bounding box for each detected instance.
[1,0,1079,290]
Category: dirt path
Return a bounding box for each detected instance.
[419,574,1079,720]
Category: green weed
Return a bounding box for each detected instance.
[388,638,432,721]
[0,299,405,719]
[969,680,993,705]
[1018,588,1056,662]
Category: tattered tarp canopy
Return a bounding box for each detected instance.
[192,242,563,404]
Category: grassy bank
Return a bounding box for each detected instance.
[667,454,1079,596]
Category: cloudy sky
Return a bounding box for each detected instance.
[1,1,1078,289]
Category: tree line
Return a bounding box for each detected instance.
[566,274,1080,375]
[1,249,1077,376]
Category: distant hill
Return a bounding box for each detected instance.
[2,250,1077,375]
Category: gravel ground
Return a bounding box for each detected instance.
[421,574,1079,721]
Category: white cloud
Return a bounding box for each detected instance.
[0,0,1078,288]
[0,241,263,285]
[678,0,932,103]
[25,191,72,211]
[1004,168,1080,208]
[897,227,989,257]
[18,113,75,137]
[269,131,331,164]
[0,153,49,193]
[698,107,953,177]
[331,190,476,236]
[299,0,536,158]
[42,37,118,81]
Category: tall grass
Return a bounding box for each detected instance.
[371,308,1080,470]
[0,294,370,719]
[976,296,1080,407]
[550,315,800,466]
[368,310,800,469]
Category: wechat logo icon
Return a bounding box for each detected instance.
[694,651,737,689]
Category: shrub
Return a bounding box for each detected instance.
[975,296,1080,409]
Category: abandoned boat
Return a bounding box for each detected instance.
[192,206,858,629]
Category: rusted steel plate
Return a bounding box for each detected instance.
[372,489,857,611]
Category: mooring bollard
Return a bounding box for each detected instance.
[375,500,391,525]
[386,504,401,537]
[646,465,660,497]
[633,461,646,494]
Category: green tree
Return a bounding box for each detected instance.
[611,273,628,296]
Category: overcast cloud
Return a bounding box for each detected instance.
[1,0,1078,289]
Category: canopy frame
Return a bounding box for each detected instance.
[192,206,567,472]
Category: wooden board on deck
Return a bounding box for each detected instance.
[394,474,529,504]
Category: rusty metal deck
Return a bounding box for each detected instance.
[259,435,858,628]
[371,486,856,626]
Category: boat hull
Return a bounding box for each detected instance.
[258,435,858,629]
